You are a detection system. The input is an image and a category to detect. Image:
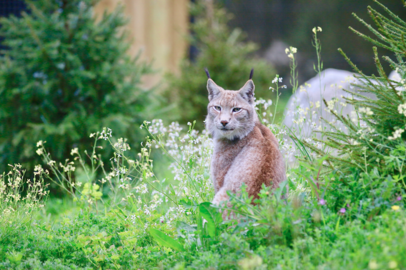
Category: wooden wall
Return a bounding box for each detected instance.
[94,0,189,87]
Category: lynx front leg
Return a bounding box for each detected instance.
[212,187,236,220]
[212,187,229,205]
[217,147,266,203]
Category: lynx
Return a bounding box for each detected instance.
[205,69,286,205]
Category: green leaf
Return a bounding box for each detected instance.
[275,180,289,201]
[92,191,103,200]
[199,202,221,238]
[179,198,198,210]
[176,221,196,233]
[148,228,185,252]
[196,211,203,241]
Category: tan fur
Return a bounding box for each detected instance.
[205,78,286,205]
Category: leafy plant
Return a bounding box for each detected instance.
[149,228,185,252]
[0,164,48,241]
[0,0,152,174]
[304,1,405,170]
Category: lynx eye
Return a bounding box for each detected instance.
[232,107,242,113]
[214,106,221,111]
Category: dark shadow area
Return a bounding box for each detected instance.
[221,0,406,83]
[0,0,27,51]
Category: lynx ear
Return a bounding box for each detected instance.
[239,80,255,104]
[207,79,223,101]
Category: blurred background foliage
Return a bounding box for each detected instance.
[0,0,153,173]
[0,0,405,179]
[166,1,276,129]
[222,0,406,82]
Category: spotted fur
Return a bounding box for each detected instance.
[205,78,286,205]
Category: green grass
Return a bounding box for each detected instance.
[1,84,404,269]
[1,177,404,269]
[0,115,404,269]
[2,0,406,268]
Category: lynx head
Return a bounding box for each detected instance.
[205,69,258,140]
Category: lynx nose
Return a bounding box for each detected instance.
[220,120,228,127]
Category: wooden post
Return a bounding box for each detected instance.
[170,0,189,74]
[94,0,189,87]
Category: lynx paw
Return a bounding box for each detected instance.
[212,188,229,205]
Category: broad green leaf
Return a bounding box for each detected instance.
[176,221,196,233]
[199,202,221,238]
[149,228,185,252]
[196,211,203,240]
[179,198,198,210]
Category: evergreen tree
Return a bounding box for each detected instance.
[167,1,276,129]
[0,0,152,173]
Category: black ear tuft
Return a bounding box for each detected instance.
[205,68,211,79]
[249,68,254,80]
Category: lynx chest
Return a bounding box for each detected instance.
[210,138,248,192]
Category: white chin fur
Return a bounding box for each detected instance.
[211,125,254,140]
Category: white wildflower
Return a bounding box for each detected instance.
[36,148,43,156]
[47,160,56,166]
[272,76,279,84]
[349,139,360,145]
[313,26,322,34]
[70,148,79,155]
[389,128,404,140]
[359,107,373,116]
[398,103,406,116]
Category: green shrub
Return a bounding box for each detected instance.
[299,1,406,200]
[0,0,152,173]
[166,1,276,129]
